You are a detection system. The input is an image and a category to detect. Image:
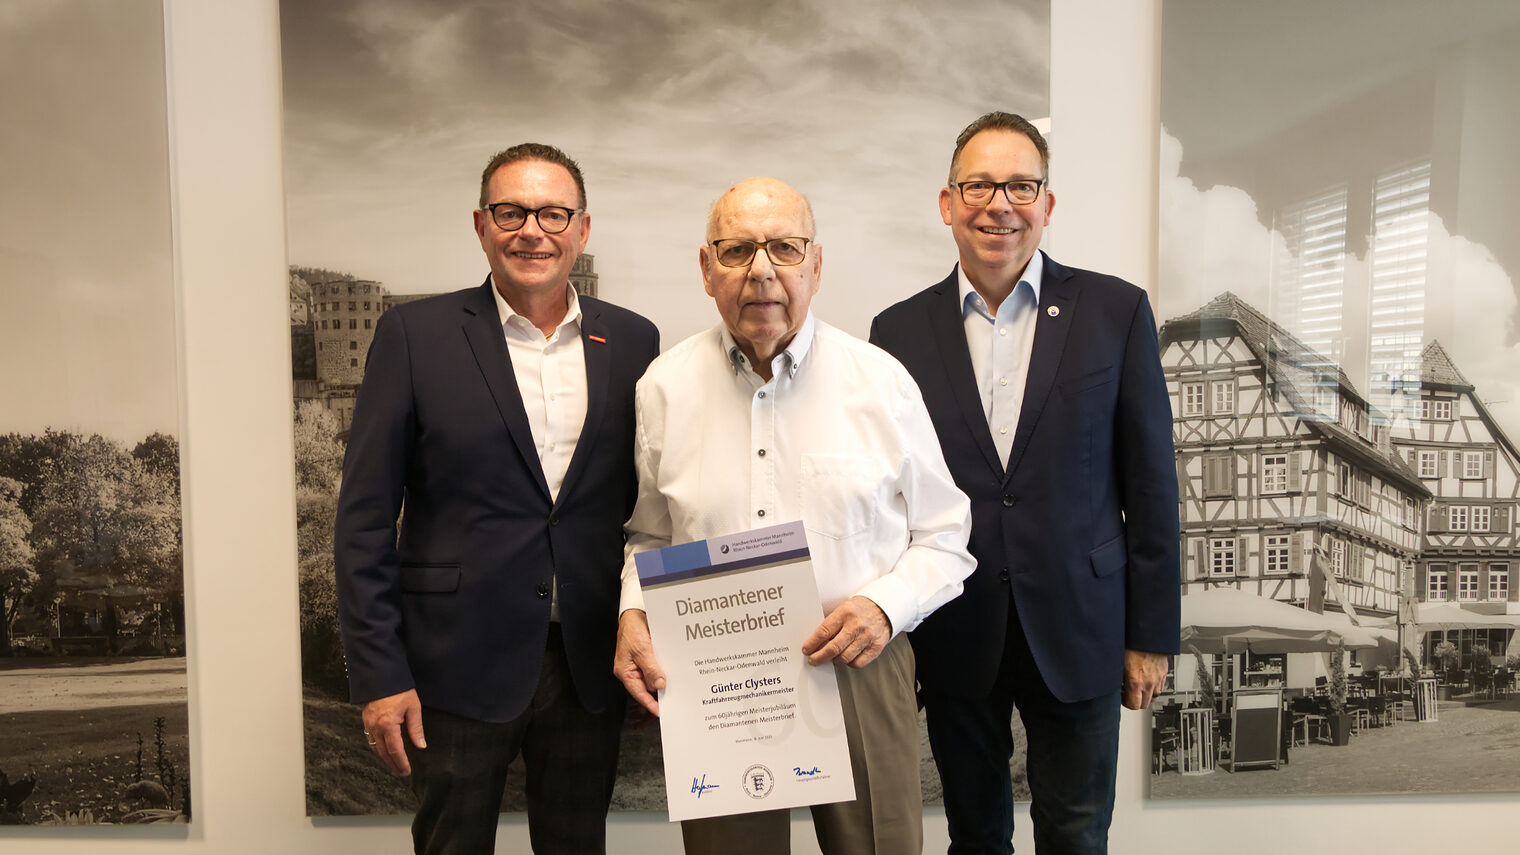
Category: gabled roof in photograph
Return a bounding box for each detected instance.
[1418,340,1520,466]
[1161,292,1428,497]
[1419,340,1472,390]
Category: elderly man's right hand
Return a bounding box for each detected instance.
[614,609,666,716]
[362,688,426,776]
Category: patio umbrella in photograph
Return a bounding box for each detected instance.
[1180,586,1376,654]
[1395,603,1520,633]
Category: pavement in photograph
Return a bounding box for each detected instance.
[0,657,188,713]
[1151,697,1520,798]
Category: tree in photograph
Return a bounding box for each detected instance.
[293,401,348,694]
[132,432,181,497]
[0,476,37,654]
[119,442,185,635]
[29,432,139,575]
[0,430,74,518]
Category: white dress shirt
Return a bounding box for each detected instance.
[492,279,587,621]
[491,279,587,501]
[619,313,974,637]
[958,248,1043,467]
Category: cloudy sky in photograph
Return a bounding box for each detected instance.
[281,0,1050,344]
[1159,0,1520,436]
[0,0,178,441]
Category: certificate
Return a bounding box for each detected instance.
[635,521,856,821]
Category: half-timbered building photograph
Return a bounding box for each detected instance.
[1154,0,1520,798]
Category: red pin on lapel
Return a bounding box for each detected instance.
[588,334,607,343]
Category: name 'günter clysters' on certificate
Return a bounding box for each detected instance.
[635,522,855,822]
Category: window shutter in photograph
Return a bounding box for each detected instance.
[1450,451,1461,478]
[1290,532,1305,574]
[1429,504,1448,532]
[1287,459,1302,493]
[1415,563,1428,600]
[1484,450,1495,479]
[1193,540,1208,581]
[1509,566,1518,603]
[1493,504,1512,535]
[1478,566,1490,601]
[1204,455,1234,498]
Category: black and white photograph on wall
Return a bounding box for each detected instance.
[0,1,190,826]
[280,0,1050,816]
[1151,0,1520,798]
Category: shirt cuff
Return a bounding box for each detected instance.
[854,573,920,638]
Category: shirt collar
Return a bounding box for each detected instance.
[720,311,817,380]
[490,275,581,336]
[958,248,1045,322]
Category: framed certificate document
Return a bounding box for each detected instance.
[635,521,856,821]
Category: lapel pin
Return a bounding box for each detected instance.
[1047,306,1060,318]
[588,334,607,344]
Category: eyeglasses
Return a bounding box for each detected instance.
[483,202,584,234]
[709,237,812,268]
[950,179,1046,207]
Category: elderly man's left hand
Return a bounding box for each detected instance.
[802,596,892,668]
[1122,649,1170,710]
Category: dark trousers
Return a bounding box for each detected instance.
[923,599,1120,855]
[405,624,625,855]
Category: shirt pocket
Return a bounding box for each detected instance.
[800,453,883,541]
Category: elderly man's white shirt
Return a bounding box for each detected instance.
[619,313,974,637]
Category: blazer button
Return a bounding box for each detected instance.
[549,516,559,526]
[536,583,550,597]
[1002,494,1016,507]
[999,568,1010,582]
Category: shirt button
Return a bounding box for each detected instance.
[758,391,767,399]
[757,509,766,517]
[999,426,1008,435]
[547,443,555,451]
[999,568,1010,581]
[758,449,766,457]
[536,583,550,597]
[549,393,556,401]
[999,377,1008,386]
[1002,495,1016,507]
[999,328,1008,336]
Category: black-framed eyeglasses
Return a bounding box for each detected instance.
[483,202,584,234]
[950,179,1046,207]
[709,237,812,268]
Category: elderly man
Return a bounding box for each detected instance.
[335,143,659,854]
[613,177,974,854]
[870,112,1180,854]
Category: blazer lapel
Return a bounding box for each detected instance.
[460,279,551,501]
[928,268,1003,477]
[1003,255,1078,484]
[553,305,610,509]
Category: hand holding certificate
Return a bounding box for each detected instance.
[623,522,856,822]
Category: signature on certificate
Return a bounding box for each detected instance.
[794,766,822,776]
[690,774,720,798]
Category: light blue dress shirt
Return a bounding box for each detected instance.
[957,248,1044,469]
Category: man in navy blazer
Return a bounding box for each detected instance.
[870,113,1179,854]
[335,143,659,854]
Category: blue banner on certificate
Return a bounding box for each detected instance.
[635,521,856,822]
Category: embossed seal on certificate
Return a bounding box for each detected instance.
[742,764,775,798]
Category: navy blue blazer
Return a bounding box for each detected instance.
[870,256,1179,703]
[335,279,659,723]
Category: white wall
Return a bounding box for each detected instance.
[2,1,1513,852]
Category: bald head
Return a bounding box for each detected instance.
[705,177,816,243]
